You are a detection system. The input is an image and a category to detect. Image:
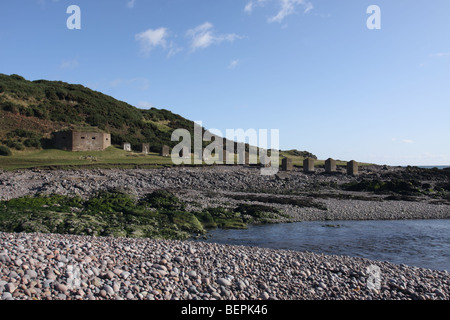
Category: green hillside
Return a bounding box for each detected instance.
[0,73,327,170]
[0,73,194,152]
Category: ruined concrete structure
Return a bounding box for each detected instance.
[303,158,315,173]
[260,154,271,168]
[325,158,337,173]
[122,142,131,152]
[54,130,111,152]
[161,145,170,157]
[347,160,359,175]
[282,157,293,171]
[141,143,150,155]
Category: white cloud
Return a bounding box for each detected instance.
[244,2,254,13]
[135,28,168,56]
[127,0,136,8]
[186,22,241,51]
[167,41,183,57]
[269,0,313,23]
[228,59,240,69]
[244,0,268,13]
[245,0,313,23]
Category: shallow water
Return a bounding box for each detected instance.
[198,219,450,272]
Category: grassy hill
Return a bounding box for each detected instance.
[0,73,347,170]
[0,73,195,152]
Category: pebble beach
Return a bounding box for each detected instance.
[1,232,448,301]
[0,165,449,301]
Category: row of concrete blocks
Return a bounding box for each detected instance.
[123,144,238,160]
[124,143,359,175]
[282,158,359,175]
[121,142,151,154]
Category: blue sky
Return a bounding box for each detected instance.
[1,0,449,165]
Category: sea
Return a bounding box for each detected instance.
[199,219,450,272]
[417,166,449,170]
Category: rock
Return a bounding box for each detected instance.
[217,278,232,287]
[103,285,115,296]
[6,283,16,293]
[237,280,246,290]
[113,269,123,276]
[174,256,185,263]
[113,283,121,293]
[0,254,10,263]
[157,269,167,277]
[260,292,270,300]
[2,292,13,300]
[27,270,38,279]
[55,283,68,293]
[187,270,197,278]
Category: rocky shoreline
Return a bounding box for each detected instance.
[0,232,448,300]
[0,165,449,300]
[1,165,449,222]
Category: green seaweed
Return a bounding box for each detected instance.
[1,189,287,240]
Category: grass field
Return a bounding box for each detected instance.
[0,147,174,171]
[0,147,371,171]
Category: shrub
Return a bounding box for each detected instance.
[24,138,42,149]
[0,145,12,156]
[7,129,41,139]
[1,101,19,114]
[10,74,25,81]
[3,140,24,151]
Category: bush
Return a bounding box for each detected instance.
[0,145,12,156]
[24,138,42,149]
[1,101,19,114]
[10,74,26,81]
[7,129,41,139]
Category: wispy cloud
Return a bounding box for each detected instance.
[135,28,169,56]
[167,41,183,58]
[186,22,241,51]
[245,0,313,23]
[244,0,268,13]
[127,0,136,9]
[228,59,240,69]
